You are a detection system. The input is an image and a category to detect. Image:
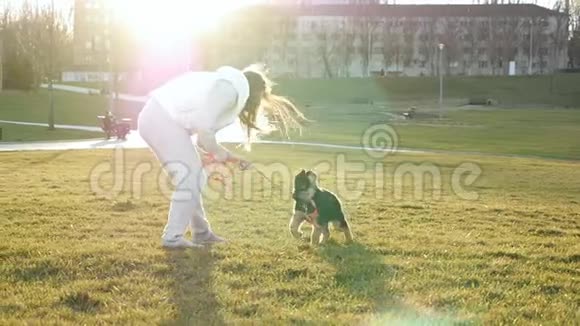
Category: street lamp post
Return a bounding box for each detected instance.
[48,0,55,130]
[107,5,116,115]
[438,43,444,120]
[528,18,533,75]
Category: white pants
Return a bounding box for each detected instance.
[138,98,211,241]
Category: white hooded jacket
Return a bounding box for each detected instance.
[149,66,250,161]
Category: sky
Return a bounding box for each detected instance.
[0,0,560,12]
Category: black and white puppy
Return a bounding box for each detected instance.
[290,169,354,245]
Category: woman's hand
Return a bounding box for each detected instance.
[226,154,252,171]
[203,152,252,171]
[238,158,253,171]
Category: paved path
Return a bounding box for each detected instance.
[1,123,577,164]
[0,126,427,154]
[0,120,102,132]
[40,84,148,103]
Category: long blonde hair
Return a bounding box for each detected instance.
[239,64,308,150]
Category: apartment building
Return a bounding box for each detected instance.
[215,3,568,77]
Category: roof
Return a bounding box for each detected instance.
[233,4,565,18]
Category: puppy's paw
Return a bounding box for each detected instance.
[290,231,303,240]
[297,243,312,251]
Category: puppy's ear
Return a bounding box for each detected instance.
[306,170,317,185]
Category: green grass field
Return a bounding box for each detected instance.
[1,146,578,325]
[1,75,579,324]
[0,90,139,141]
[295,105,580,160]
[2,76,580,160]
[63,74,580,107]
[0,123,102,142]
[0,90,109,126]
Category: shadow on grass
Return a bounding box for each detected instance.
[318,242,397,312]
[161,248,225,326]
[318,241,462,325]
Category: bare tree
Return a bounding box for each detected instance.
[463,18,479,75]
[400,18,418,70]
[494,16,522,75]
[314,21,340,78]
[439,18,461,75]
[1,0,72,89]
[418,17,439,76]
[483,16,502,75]
[520,17,544,74]
[353,5,380,77]
[570,0,580,32]
[550,1,570,71]
[276,13,296,69]
[569,0,580,67]
[381,17,403,72]
[209,7,275,69]
[336,17,356,77]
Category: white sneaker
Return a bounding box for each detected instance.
[193,231,227,245]
[162,237,203,249]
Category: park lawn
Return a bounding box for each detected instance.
[0,90,139,127]
[0,145,579,325]
[288,105,580,160]
[63,74,580,106]
[2,76,580,159]
[0,123,103,142]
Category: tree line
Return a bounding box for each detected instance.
[204,2,580,77]
[1,1,73,89]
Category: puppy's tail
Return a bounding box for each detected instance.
[339,218,354,243]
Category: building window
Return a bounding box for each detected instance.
[463,47,471,54]
[420,61,426,68]
[539,47,549,55]
[479,61,488,68]
[85,41,92,49]
[541,61,548,68]
[478,48,486,55]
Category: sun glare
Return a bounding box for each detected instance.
[111,0,259,48]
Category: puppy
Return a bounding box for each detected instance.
[290,169,353,245]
